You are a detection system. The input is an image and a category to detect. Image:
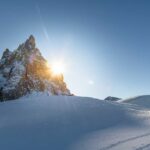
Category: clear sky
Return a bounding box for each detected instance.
[0,0,150,99]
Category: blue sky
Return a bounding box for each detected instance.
[0,0,150,99]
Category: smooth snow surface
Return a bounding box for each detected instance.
[1,94,150,150]
[120,95,150,109]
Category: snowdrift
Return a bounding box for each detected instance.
[0,93,134,150]
[120,95,150,108]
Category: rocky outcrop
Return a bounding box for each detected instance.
[104,96,121,101]
[0,35,71,101]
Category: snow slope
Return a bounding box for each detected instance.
[120,95,150,108]
[1,94,150,150]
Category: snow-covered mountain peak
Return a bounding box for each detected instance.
[0,35,71,101]
[24,34,36,50]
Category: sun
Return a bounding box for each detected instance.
[51,61,65,75]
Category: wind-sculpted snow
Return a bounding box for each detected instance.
[120,95,150,109]
[0,94,134,150]
[1,94,150,150]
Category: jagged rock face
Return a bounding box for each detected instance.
[0,35,71,101]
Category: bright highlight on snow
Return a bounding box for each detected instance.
[51,61,65,75]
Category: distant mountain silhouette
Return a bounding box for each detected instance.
[0,35,71,101]
[104,96,121,101]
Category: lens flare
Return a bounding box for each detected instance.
[51,61,65,75]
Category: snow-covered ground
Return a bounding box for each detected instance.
[120,95,150,109]
[1,93,150,150]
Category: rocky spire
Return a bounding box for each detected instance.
[2,49,11,59]
[0,35,71,101]
[25,35,36,50]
